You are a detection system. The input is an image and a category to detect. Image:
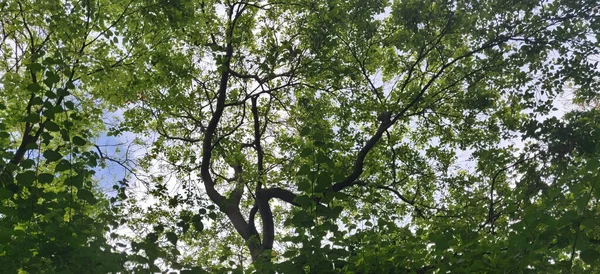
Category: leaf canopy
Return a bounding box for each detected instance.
[1,0,600,273]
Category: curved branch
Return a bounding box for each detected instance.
[248,203,260,237]
[199,7,252,241]
[330,120,392,192]
[259,187,299,206]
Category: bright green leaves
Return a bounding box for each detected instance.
[296,122,338,196]
[0,0,129,272]
[20,0,594,272]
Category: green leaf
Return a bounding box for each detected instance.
[77,188,97,204]
[315,173,331,192]
[20,159,35,169]
[165,232,178,245]
[15,171,36,186]
[294,195,313,207]
[64,101,75,110]
[45,90,57,99]
[23,114,40,123]
[25,142,38,150]
[297,164,312,176]
[297,179,311,192]
[43,149,62,162]
[0,188,13,200]
[300,127,311,136]
[153,224,165,233]
[28,63,43,73]
[37,173,54,184]
[146,232,158,243]
[580,249,600,264]
[27,83,41,93]
[65,175,84,188]
[60,129,70,141]
[54,159,71,172]
[193,220,204,232]
[316,152,333,167]
[43,105,64,119]
[72,136,87,146]
[30,97,44,106]
[44,71,60,87]
[300,148,313,157]
[313,130,325,141]
[57,88,70,97]
[45,121,60,132]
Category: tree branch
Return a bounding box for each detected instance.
[199,5,251,242]
[259,187,299,206]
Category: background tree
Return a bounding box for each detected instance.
[0,0,148,272]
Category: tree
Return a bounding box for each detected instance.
[0,0,140,272]
[3,0,600,273]
[101,0,600,272]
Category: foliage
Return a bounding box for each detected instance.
[0,0,136,272]
[2,0,600,273]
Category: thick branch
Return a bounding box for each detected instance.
[256,191,275,250]
[251,97,264,192]
[248,204,260,237]
[259,187,299,206]
[199,9,251,241]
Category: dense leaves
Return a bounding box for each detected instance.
[2,0,600,273]
[0,0,133,272]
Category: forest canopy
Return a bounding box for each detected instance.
[1,0,600,273]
